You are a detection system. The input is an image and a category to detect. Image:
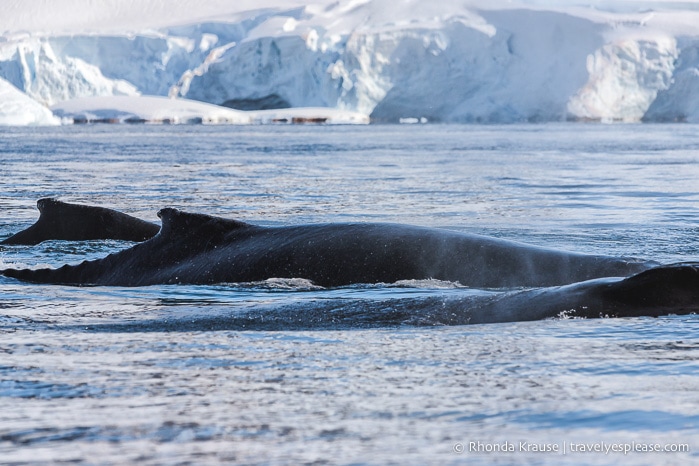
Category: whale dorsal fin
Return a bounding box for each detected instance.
[156,208,252,239]
[36,197,63,214]
[601,262,699,307]
[2,198,159,245]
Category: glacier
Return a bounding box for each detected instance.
[1,0,699,125]
[0,77,59,125]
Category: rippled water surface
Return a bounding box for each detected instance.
[2,124,699,464]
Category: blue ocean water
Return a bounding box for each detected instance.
[1,123,699,464]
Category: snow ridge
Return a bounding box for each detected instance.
[1,1,699,124]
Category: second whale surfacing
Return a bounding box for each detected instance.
[2,206,654,288]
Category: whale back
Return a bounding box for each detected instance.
[598,262,699,312]
[455,262,699,324]
[1,198,160,245]
[0,205,660,289]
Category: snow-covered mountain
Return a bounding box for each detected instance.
[1,0,699,124]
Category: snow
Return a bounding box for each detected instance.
[2,1,699,125]
[50,95,369,125]
[567,37,678,122]
[51,95,250,124]
[0,77,59,125]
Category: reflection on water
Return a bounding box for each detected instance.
[1,124,699,464]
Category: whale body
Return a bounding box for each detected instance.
[2,206,654,288]
[456,262,699,324]
[275,262,699,327]
[60,263,699,331]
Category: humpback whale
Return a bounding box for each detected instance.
[2,199,697,324]
[460,262,699,324]
[266,262,699,327]
[1,206,656,288]
[1,198,159,245]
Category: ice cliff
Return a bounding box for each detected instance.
[1,0,699,124]
[0,77,59,125]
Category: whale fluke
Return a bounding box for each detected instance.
[1,198,160,245]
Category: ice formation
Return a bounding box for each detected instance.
[1,0,698,125]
